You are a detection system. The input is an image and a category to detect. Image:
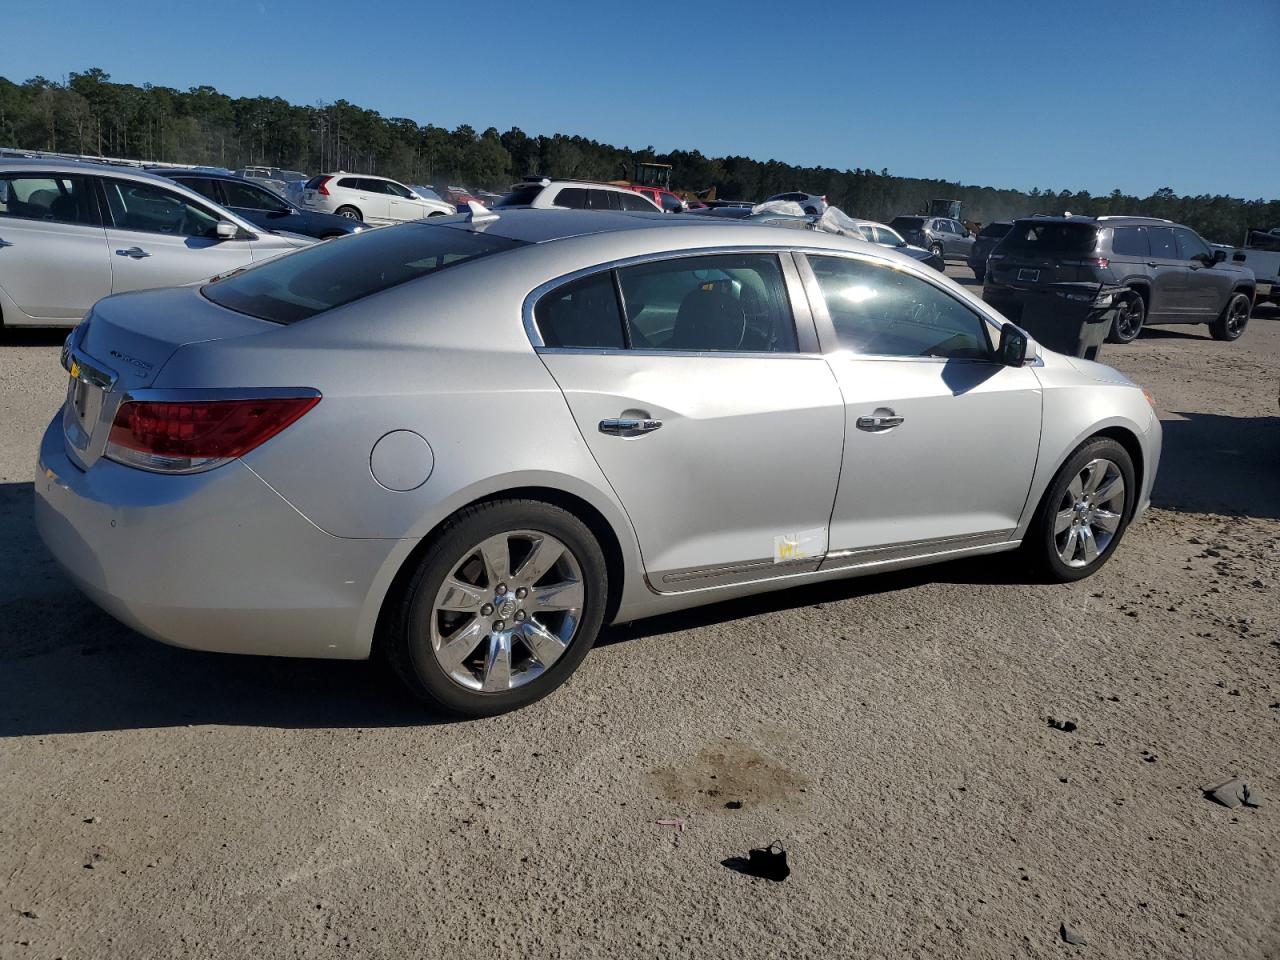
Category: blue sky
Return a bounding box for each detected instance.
[7,0,1278,199]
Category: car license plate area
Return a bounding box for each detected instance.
[1018,268,1040,282]
[64,370,104,452]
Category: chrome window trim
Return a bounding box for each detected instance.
[523,244,823,355]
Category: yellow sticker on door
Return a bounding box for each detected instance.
[773,527,827,564]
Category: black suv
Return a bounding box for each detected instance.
[984,216,1255,343]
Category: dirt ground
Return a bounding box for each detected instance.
[1,266,1277,959]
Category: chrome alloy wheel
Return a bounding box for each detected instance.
[430,530,585,692]
[1053,458,1125,568]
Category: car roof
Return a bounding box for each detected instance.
[429,207,920,261]
[0,157,236,190]
[149,168,256,183]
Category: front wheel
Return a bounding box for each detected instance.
[384,499,609,717]
[1024,437,1136,582]
[1211,292,1250,341]
[930,243,944,261]
[1106,291,1145,343]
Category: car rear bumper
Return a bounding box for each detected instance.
[34,414,398,660]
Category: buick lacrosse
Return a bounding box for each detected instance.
[36,209,1161,715]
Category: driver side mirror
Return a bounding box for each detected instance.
[997,322,1029,366]
[215,219,238,239]
[1212,249,1227,263]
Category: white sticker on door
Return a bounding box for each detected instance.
[773,527,827,564]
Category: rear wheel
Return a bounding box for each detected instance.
[1106,290,1145,343]
[427,210,447,217]
[972,264,985,281]
[385,499,608,717]
[1024,437,1135,582]
[335,205,362,220]
[1211,292,1250,341]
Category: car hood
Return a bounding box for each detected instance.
[1061,353,1136,387]
[259,230,316,248]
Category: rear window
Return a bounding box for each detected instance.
[203,224,525,324]
[495,184,543,207]
[304,175,327,189]
[978,222,1012,238]
[1000,220,1098,257]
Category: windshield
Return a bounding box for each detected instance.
[999,220,1098,257]
[204,223,525,324]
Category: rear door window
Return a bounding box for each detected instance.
[1147,226,1177,259]
[588,189,622,210]
[534,272,626,348]
[0,174,98,225]
[204,223,525,324]
[174,177,223,204]
[1110,227,1149,258]
[616,254,797,352]
[808,254,992,360]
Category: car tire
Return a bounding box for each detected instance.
[1024,437,1136,583]
[972,264,985,281]
[930,243,944,261]
[1210,292,1250,342]
[1106,290,1145,344]
[335,205,362,220]
[384,499,609,717]
[427,211,447,217]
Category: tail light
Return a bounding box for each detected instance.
[106,395,319,474]
[316,176,332,197]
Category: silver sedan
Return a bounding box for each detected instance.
[35,210,1161,716]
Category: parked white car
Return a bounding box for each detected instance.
[0,159,314,327]
[297,173,455,224]
[495,178,661,212]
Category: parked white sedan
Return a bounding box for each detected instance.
[297,173,455,224]
[0,160,312,327]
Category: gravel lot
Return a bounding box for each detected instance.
[2,265,1277,959]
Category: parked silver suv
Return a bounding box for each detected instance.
[889,215,975,263]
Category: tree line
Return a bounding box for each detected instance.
[2,68,1275,244]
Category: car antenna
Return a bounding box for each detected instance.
[459,200,499,224]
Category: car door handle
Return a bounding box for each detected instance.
[599,418,662,436]
[856,413,905,432]
[116,247,150,259]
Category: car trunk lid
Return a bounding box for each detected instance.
[62,287,279,470]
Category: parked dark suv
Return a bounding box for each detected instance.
[967,220,1012,281]
[984,216,1255,343]
[889,215,975,263]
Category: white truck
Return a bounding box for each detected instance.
[1230,227,1280,307]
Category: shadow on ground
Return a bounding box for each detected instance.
[1153,412,1280,520]
[0,327,69,347]
[0,479,1023,737]
[4,406,1275,736]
